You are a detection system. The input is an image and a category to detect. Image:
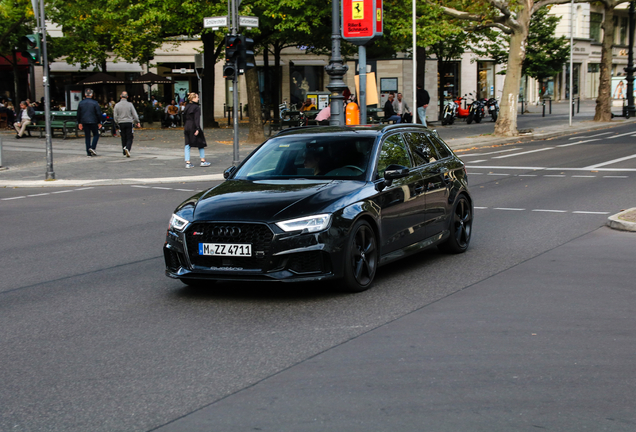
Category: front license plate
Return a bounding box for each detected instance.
[198,243,252,257]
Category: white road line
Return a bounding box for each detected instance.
[1,196,26,200]
[557,138,601,147]
[175,189,195,192]
[152,187,173,190]
[465,166,636,171]
[607,131,636,139]
[603,175,629,178]
[487,173,510,176]
[460,148,522,157]
[568,132,611,140]
[493,147,554,159]
[544,174,566,177]
[474,206,488,209]
[466,172,484,175]
[494,207,526,211]
[584,153,636,169]
[572,175,596,178]
[532,209,567,213]
[27,193,50,197]
[74,187,95,191]
[572,211,611,215]
[131,185,151,188]
[469,160,487,163]
[518,174,538,177]
[51,190,74,194]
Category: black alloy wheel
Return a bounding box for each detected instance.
[439,194,472,254]
[342,220,378,292]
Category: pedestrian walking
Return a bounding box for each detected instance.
[113,91,140,158]
[76,88,102,156]
[416,84,430,127]
[13,101,35,139]
[182,93,210,169]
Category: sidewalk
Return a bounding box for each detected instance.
[0,101,634,188]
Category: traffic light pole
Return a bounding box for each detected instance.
[38,0,54,180]
[231,0,240,166]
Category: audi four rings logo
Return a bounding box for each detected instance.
[212,226,242,237]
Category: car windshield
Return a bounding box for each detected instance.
[234,134,376,180]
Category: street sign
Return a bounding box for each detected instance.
[238,16,259,29]
[203,16,228,29]
[172,68,195,74]
[342,0,383,45]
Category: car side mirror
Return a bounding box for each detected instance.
[384,164,410,180]
[223,166,237,179]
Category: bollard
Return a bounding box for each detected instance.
[549,98,552,114]
[520,98,525,115]
[572,100,575,117]
[577,97,580,114]
[227,107,232,126]
[240,103,243,120]
[0,137,3,168]
[223,103,226,118]
[542,100,546,117]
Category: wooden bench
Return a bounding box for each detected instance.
[26,111,79,139]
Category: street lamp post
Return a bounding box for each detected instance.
[326,0,348,126]
[626,0,635,117]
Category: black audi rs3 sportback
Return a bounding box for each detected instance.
[164,124,473,292]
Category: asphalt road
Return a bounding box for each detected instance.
[0,123,635,431]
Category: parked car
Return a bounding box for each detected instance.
[164,124,473,292]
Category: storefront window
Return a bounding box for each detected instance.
[289,64,324,106]
[477,62,495,99]
[587,63,600,98]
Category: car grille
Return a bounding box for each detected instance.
[185,223,274,270]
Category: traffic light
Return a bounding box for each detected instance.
[238,36,255,74]
[225,35,241,62]
[223,62,236,80]
[22,34,41,65]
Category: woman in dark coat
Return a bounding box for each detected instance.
[183,92,210,169]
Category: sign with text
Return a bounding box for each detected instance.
[203,16,228,29]
[342,0,383,45]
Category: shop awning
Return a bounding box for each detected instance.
[289,59,327,66]
[51,62,143,73]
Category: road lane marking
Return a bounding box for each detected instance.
[469,160,487,163]
[465,166,636,171]
[584,153,636,169]
[603,175,629,178]
[518,174,538,177]
[131,185,151,188]
[607,131,636,139]
[51,190,74,194]
[532,209,567,213]
[461,148,522,157]
[1,196,26,200]
[568,132,611,139]
[493,147,554,159]
[152,187,173,190]
[494,207,526,211]
[27,193,50,197]
[175,189,195,192]
[557,138,601,147]
[487,173,510,176]
[572,175,596,178]
[572,211,611,215]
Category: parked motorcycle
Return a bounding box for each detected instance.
[466,94,484,124]
[441,98,457,125]
[454,95,471,119]
[485,97,500,122]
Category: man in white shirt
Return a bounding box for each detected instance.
[14,101,35,139]
[392,92,412,123]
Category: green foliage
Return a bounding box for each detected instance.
[471,6,570,82]
[0,0,36,60]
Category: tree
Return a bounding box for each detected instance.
[0,0,35,102]
[472,6,570,101]
[433,0,583,137]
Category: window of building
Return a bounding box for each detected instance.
[590,12,603,43]
[289,64,324,107]
[620,16,628,45]
[477,62,495,100]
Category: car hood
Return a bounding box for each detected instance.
[191,179,365,222]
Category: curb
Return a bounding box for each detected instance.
[607,208,636,232]
[0,173,224,188]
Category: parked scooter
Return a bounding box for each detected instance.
[485,97,500,121]
[454,95,471,119]
[465,94,484,124]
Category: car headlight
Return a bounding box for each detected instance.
[276,214,331,233]
[169,214,190,231]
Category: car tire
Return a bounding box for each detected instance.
[438,194,472,254]
[341,220,378,293]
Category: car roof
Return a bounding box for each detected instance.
[274,123,432,138]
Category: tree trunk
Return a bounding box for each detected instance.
[202,32,220,128]
[263,46,271,118]
[274,44,282,121]
[494,13,530,137]
[12,50,21,103]
[594,4,614,122]
[245,68,265,144]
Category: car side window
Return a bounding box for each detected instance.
[377,134,412,177]
[427,134,452,160]
[403,133,427,166]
